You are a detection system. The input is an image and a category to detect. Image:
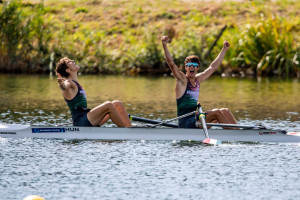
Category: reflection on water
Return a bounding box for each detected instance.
[0,74,299,129]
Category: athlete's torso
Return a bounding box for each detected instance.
[176,79,200,116]
[64,80,88,116]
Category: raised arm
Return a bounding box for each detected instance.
[161,36,185,82]
[196,41,230,83]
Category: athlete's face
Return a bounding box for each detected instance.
[66,60,80,72]
[185,62,199,77]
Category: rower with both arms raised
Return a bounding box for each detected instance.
[161,35,237,128]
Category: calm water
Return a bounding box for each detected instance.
[0,74,300,200]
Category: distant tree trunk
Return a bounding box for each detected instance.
[204,25,227,59]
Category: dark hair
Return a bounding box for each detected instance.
[184,55,201,67]
[56,57,71,78]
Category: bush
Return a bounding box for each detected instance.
[0,0,52,73]
[231,15,299,77]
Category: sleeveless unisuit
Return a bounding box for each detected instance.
[176,80,199,128]
[64,80,93,126]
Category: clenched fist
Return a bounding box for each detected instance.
[223,41,230,49]
[161,36,169,45]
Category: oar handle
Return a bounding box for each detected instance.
[128,115,178,128]
[197,102,202,109]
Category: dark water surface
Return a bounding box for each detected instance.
[0,75,300,200]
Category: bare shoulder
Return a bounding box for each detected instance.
[176,72,188,86]
[176,71,187,84]
[61,79,76,91]
[68,79,77,87]
[61,79,78,100]
[175,74,188,98]
[195,71,205,83]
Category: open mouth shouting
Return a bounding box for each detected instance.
[189,69,195,75]
[186,62,199,76]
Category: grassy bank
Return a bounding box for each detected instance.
[0,0,299,77]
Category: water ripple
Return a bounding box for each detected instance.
[1,139,300,200]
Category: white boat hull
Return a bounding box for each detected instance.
[1,123,300,143]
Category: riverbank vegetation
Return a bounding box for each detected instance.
[0,0,299,77]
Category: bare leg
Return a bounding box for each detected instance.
[206,109,231,124]
[111,100,132,127]
[220,108,237,124]
[205,109,236,129]
[87,101,127,127]
[99,114,110,126]
[98,101,132,126]
[197,110,221,129]
[211,120,218,123]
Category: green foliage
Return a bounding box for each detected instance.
[138,30,163,68]
[0,0,27,57]
[0,0,52,73]
[157,12,174,19]
[171,31,206,68]
[75,7,88,14]
[231,15,299,76]
[0,0,299,77]
[182,11,211,26]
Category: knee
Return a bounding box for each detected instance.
[112,100,123,108]
[220,108,230,112]
[104,101,111,104]
[221,108,232,114]
[103,101,114,111]
[112,100,122,104]
[211,109,223,117]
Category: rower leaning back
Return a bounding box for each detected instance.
[161,36,237,128]
[55,57,131,127]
